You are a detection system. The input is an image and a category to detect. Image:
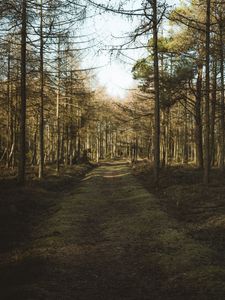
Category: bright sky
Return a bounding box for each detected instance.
[82,0,179,99]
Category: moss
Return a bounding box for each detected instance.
[1,162,225,299]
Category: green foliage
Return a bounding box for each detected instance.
[148,36,172,53]
[132,58,153,80]
[132,50,194,109]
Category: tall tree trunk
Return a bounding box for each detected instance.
[211,59,217,166]
[183,96,188,164]
[105,121,108,157]
[219,22,225,170]
[39,0,44,178]
[56,37,61,174]
[204,0,211,184]
[153,0,160,185]
[18,0,27,185]
[56,89,60,173]
[195,63,204,168]
[7,49,11,168]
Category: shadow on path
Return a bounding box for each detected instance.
[1,162,225,299]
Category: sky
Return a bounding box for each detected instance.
[82,0,180,99]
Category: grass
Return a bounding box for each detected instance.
[1,161,225,299]
[132,161,225,262]
[0,163,94,253]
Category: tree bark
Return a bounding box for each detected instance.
[39,0,44,178]
[211,59,217,167]
[153,0,160,185]
[204,0,211,184]
[219,21,225,170]
[56,36,61,174]
[18,0,27,185]
[195,63,204,169]
[7,49,11,168]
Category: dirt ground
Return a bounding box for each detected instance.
[1,161,225,299]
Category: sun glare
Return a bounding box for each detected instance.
[97,63,134,99]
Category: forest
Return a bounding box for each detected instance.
[1,0,225,299]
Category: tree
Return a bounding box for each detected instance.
[39,0,44,178]
[18,0,27,184]
[203,0,211,184]
[152,0,160,184]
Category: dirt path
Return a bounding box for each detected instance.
[1,162,225,299]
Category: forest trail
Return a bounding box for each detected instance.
[1,161,225,300]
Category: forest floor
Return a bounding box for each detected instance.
[1,161,225,299]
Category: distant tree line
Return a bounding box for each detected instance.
[0,0,224,186]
